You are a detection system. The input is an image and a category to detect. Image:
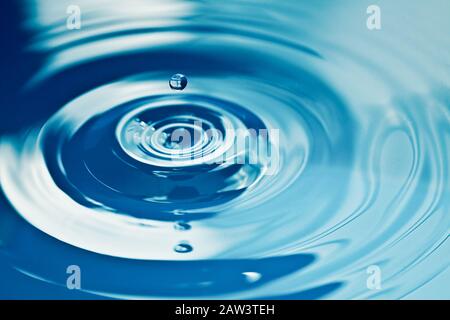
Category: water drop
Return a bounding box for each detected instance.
[174,242,193,253]
[173,209,187,216]
[174,222,192,231]
[169,73,188,90]
[242,272,262,283]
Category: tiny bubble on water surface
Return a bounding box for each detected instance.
[174,242,193,253]
[174,222,192,231]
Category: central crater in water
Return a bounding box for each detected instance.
[49,94,273,218]
[116,102,238,167]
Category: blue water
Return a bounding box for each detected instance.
[0,0,449,299]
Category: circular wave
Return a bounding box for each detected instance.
[0,0,448,299]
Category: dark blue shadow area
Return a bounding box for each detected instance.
[0,1,44,135]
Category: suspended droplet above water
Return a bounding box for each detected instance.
[169,73,188,90]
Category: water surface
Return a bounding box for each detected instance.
[0,0,449,299]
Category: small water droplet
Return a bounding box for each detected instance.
[174,222,192,231]
[242,272,262,283]
[169,73,188,90]
[174,242,193,253]
[173,209,186,216]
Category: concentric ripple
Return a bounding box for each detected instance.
[0,0,449,299]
